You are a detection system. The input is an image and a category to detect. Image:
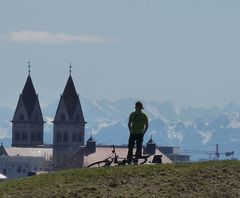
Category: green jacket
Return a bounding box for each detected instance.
[128,110,148,134]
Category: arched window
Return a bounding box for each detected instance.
[56,132,62,142]
[63,133,69,142]
[31,132,35,141]
[15,132,21,141]
[22,132,28,141]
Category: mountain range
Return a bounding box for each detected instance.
[1,98,240,160]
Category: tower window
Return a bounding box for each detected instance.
[22,132,28,141]
[17,165,22,173]
[63,133,69,142]
[19,114,24,121]
[31,132,36,141]
[15,132,21,141]
[56,132,62,142]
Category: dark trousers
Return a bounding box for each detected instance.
[127,133,144,163]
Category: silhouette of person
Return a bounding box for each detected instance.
[127,101,148,164]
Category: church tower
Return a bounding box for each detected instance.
[52,65,86,170]
[11,63,44,147]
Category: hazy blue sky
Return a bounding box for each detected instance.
[1,0,240,108]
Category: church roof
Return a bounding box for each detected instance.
[87,135,95,143]
[147,136,155,144]
[21,75,37,118]
[0,173,7,180]
[0,143,8,156]
[5,147,52,160]
[83,146,172,167]
[63,75,79,119]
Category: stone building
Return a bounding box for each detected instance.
[0,144,52,179]
[10,64,87,171]
[7,63,174,177]
[52,72,86,170]
[11,68,44,147]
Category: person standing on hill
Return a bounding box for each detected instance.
[127,101,148,164]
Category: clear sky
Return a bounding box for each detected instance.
[1,0,240,108]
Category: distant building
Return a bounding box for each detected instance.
[11,69,44,147]
[144,136,156,155]
[0,63,176,180]
[0,139,173,179]
[0,173,7,181]
[85,136,172,166]
[0,144,50,179]
[86,135,96,154]
[84,145,172,166]
[52,72,86,170]
[158,146,190,162]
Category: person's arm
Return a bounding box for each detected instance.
[128,119,132,132]
[144,116,148,134]
[144,122,148,134]
[128,113,133,132]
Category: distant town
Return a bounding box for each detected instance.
[0,64,237,180]
[0,64,187,180]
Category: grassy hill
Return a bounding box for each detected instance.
[0,161,240,198]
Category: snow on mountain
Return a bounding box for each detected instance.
[197,130,214,145]
[88,121,118,136]
[145,105,161,119]
[0,106,13,139]
[92,100,105,111]
[0,127,10,139]
[166,125,184,143]
[1,99,240,159]
[227,112,240,129]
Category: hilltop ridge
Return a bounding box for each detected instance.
[0,161,239,197]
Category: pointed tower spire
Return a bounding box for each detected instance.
[53,65,86,169]
[12,63,44,147]
[148,135,154,144]
[146,135,156,155]
[69,62,72,76]
[87,133,95,142]
[22,75,37,118]
[86,134,96,153]
[63,75,78,119]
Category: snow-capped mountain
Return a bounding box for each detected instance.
[1,98,240,159]
[0,106,13,145]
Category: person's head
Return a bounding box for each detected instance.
[135,101,144,111]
